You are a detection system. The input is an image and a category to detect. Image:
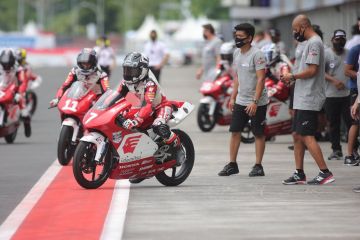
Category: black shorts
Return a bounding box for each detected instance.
[229,104,267,136]
[292,110,318,136]
[350,89,358,125]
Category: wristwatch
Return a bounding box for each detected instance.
[252,99,259,105]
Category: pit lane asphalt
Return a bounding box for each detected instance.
[0,66,359,239]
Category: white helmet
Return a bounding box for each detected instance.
[220,42,235,64]
[261,43,279,66]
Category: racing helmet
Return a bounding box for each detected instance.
[220,42,235,65]
[77,48,98,75]
[0,49,16,72]
[122,52,149,84]
[14,48,27,65]
[261,43,280,66]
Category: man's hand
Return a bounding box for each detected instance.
[49,98,59,108]
[154,64,162,70]
[229,98,235,112]
[245,102,257,116]
[333,80,345,90]
[122,119,139,130]
[280,72,293,85]
[351,103,359,120]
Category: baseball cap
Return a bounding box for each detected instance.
[333,29,346,39]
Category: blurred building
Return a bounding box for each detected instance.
[223,0,360,56]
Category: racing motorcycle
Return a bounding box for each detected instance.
[0,82,21,143]
[72,89,195,189]
[25,76,42,117]
[197,69,233,132]
[50,81,97,166]
[241,65,292,143]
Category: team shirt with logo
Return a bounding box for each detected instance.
[324,48,349,98]
[233,46,267,106]
[293,35,325,111]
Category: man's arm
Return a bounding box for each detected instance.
[344,64,357,79]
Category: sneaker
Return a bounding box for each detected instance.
[218,162,239,176]
[307,171,335,185]
[327,150,343,160]
[249,164,265,177]
[282,171,306,185]
[353,186,360,193]
[288,145,294,150]
[344,155,360,166]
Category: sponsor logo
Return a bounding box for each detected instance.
[269,103,281,117]
[119,162,140,169]
[141,159,153,165]
[123,135,142,154]
[302,121,309,126]
[139,165,153,171]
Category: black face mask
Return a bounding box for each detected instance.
[293,28,306,42]
[333,40,346,52]
[203,34,208,40]
[235,37,248,48]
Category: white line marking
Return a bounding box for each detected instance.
[100,180,131,240]
[0,160,61,240]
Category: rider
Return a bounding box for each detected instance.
[49,48,109,107]
[218,41,236,79]
[261,43,291,100]
[14,48,41,84]
[115,52,181,161]
[0,49,31,137]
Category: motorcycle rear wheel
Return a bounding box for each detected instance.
[156,129,195,186]
[57,125,74,166]
[5,128,18,144]
[197,103,217,132]
[73,141,112,189]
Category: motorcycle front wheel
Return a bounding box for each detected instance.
[57,125,74,166]
[156,129,195,186]
[5,128,18,144]
[197,103,217,132]
[73,141,112,189]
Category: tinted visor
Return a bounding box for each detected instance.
[1,63,12,71]
[123,66,141,80]
[79,62,92,70]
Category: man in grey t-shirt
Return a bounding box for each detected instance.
[281,14,334,185]
[323,30,352,160]
[196,24,222,81]
[218,23,267,177]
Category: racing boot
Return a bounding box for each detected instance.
[165,133,185,166]
[22,116,31,138]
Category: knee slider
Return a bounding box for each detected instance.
[152,124,171,139]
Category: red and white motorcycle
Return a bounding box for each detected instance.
[241,64,293,143]
[50,81,98,165]
[0,82,21,143]
[197,69,233,132]
[72,89,195,189]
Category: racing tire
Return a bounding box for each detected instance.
[197,103,217,132]
[5,128,18,144]
[57,125,74,166]
[73,141,112,189]
[156,129,195,186]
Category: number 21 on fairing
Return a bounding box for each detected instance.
[84,112,98,124]
[62,99,78,112]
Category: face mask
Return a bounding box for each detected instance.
[235,37,248,48]
[293,28,306,42]
[150,36,156,42]
[203,34,208,40]
[333,40,346,52]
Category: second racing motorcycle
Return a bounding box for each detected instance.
[50,81,98,165]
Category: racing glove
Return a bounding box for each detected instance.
[49,98,59,108]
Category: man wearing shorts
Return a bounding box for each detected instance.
[218,23,267,177]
